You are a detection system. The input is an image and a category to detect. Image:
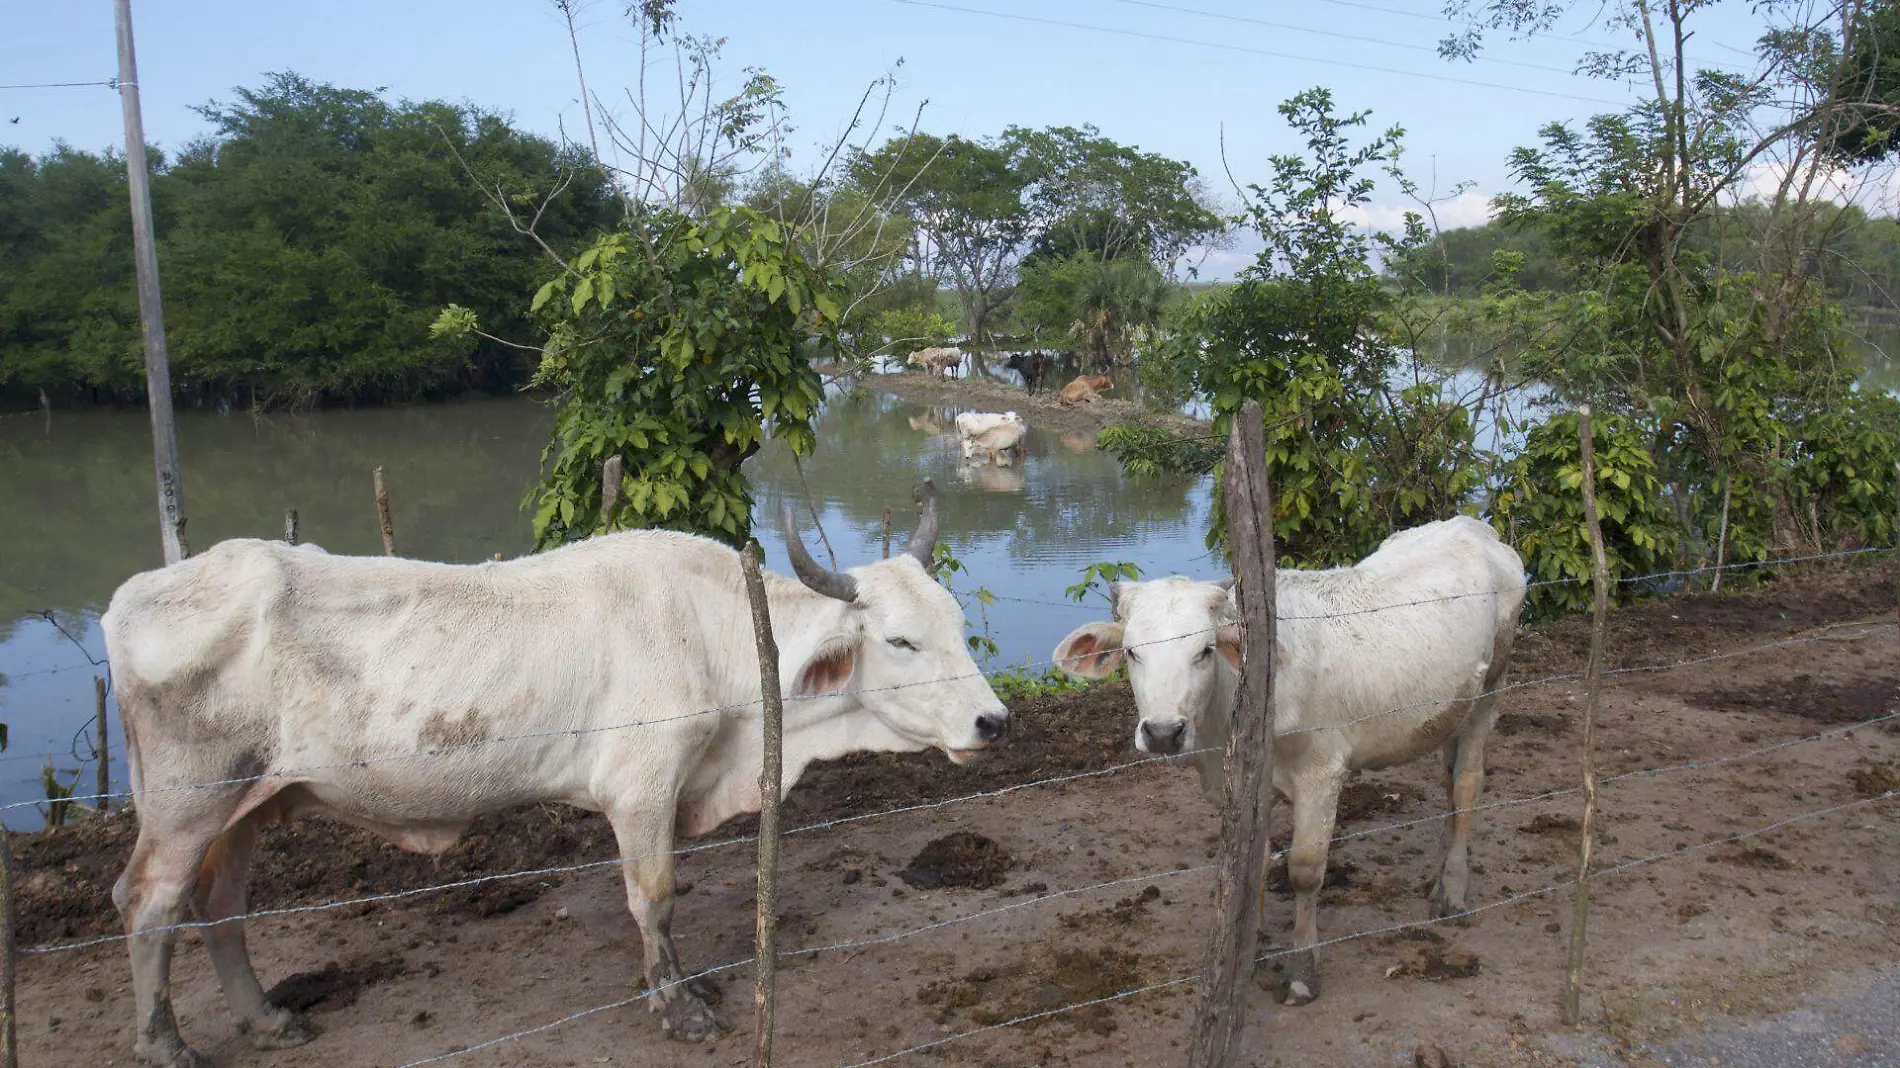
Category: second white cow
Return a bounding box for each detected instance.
[1053,516,1524,1005]
[954,410,1026,461]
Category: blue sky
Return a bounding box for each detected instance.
[4,0,1776,275]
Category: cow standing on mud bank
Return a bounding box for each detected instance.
[101,484,1007,1067]
[1052,516,1524,1007]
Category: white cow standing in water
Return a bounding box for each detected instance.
[954,410,1026,461]
[101,483,1008,1067]
[1053,516,1524,1005]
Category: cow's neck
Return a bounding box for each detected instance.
[1191,659,1241,804]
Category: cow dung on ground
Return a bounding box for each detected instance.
[898,831,1013,890]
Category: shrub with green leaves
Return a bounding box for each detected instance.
[1489,410,1678,618]
[440,204,839,549]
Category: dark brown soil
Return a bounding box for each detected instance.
[919,946,1148,1036]
[1685,672,1899,723]
[1518,814,1581,836]
[898,832,1013,890]
[1384,943,1482,982]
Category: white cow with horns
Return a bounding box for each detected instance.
[1052,516,1523,1006]
[100,482,1008,1067]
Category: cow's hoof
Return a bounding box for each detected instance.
[1281,951,1321,1006]
[1428,879,1467,920]
[245,1006,318,1050]
[134,1039,209,1068]
[661,996,726,1043]
[684,974,725,1006]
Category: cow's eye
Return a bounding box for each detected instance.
[1195,645,1214,662]
[1123,648,1140,665]
[886,637,917,651]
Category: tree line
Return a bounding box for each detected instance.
[0,72,619,408]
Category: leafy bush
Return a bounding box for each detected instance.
[1489,410,1679,618]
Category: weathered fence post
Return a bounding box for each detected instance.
[0,828,18,1068]
[1710,473,1732,593]
[739,543,784,1068]
[373,467,395,556]
[1561,404,1613,1026]
[1186,399,1276,1068]
[882,505,892,560]
[284,508,299,546]
[601,454,623,527]
[95,676,110,814]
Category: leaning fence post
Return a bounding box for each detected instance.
[373,467,396,556]
[739,543,784,1068]
[881,505,892,560]
[1186,399,1276,1068]
[95,676,110,814]
[0,828,17,1068]
[1561,404,1613,1026]
[284,508,299,546]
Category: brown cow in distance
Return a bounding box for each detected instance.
[1059,373,1113,405]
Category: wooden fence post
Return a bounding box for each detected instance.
[284,508,299,546]
[0,828,17,1068]
[373,467,395,556]
[1561,404,1613,1026]
[882,505,892,560]
[739,543,784,1068]
[1710,473,1732,593]
[601,454,623,528]
[95,676,110,814]
[1186,399,1276,1068]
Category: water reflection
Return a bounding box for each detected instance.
[0,390,1215,821]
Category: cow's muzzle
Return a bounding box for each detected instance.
[1138,719,1187,755]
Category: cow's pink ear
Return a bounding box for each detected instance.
[793,644,856,697]
[1215,624,1242,671]
[1053,622,1126,679]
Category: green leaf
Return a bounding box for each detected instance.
[531,279,559,313]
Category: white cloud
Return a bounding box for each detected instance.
[1731,158,1900,215]
[1336,190,1496,232]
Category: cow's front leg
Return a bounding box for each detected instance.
[607,806,726,1042]
[1279,773,1343,1006]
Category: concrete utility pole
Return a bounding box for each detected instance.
[114,0,188,565]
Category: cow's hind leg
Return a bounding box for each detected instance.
[192,812,316,1049]
[607,806,726,1042]
[1430,664,1506,918]
[116,823,222,1068]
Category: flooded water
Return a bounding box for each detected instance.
[0,389,1216,824]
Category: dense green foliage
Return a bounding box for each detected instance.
[1102,90,1485,567]
[1490,411,1679,617]
[439,206,837,549]
[0,73,618,407]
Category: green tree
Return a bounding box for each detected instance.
[1101,89,1485,566]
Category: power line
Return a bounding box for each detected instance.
[0,80,116,91]
[881,0,1629,106]
[1102,0,1587,78]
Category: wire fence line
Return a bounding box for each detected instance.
[0,620,1231,815]
[824,786,1900,1068]
[20,613,1892,953]
[23,748,1214,956]
[390,864,1219,1067]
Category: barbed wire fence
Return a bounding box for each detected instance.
[0,416,1894,1065]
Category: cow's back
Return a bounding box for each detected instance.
[1273,517,1524,768]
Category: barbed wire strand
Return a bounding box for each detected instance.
[1,618,1231,814]
[23,749,1214,955]
[833,787,1900,1068]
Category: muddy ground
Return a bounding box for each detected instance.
[13,562,1899,1068]
[867,367,1207,437]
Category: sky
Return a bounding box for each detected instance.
[0,0,1803,277]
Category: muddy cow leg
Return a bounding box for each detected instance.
[191,813,316,1049]
[607,804,725,1041]
[1279,772,1344,1006]
[1431,664,1506,918]
[116,822,222,1068]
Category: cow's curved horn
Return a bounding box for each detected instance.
[779,503,858,602]
[904,480,940,566]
